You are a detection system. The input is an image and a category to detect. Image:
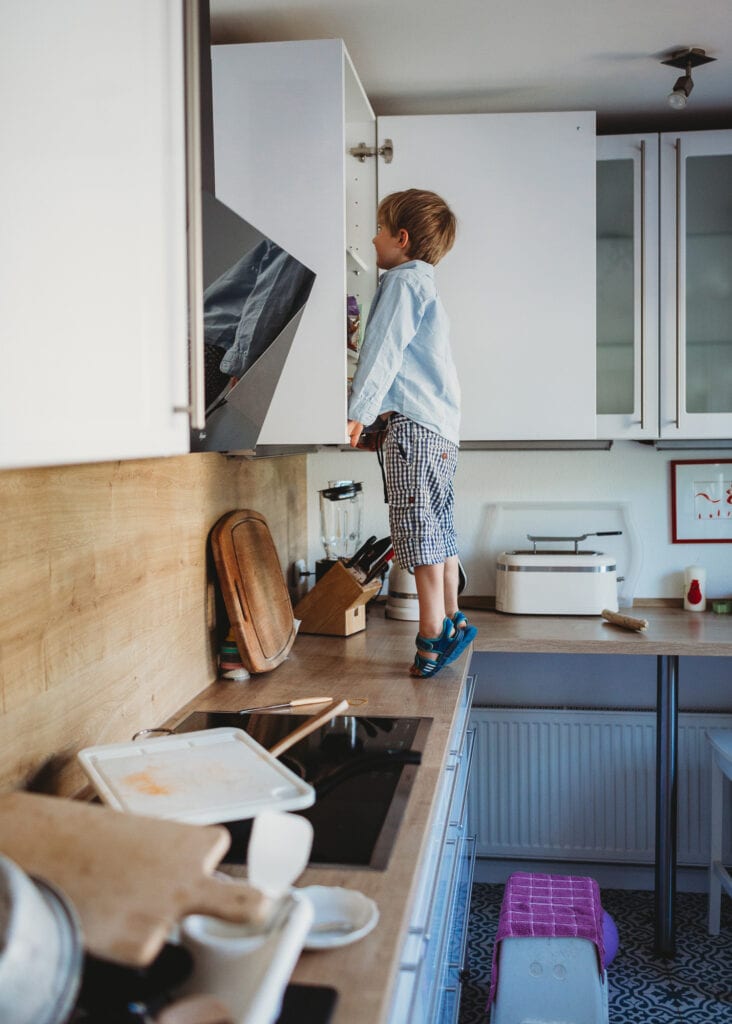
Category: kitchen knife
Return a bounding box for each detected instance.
[237,696,333,715]
[363,547,394,584]
[356,535,392,577]
[344,535,376,569]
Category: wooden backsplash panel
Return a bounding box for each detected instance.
[0,452,307,794]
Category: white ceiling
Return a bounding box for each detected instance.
[210,0,732,132]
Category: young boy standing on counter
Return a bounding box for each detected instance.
[347,188,477,678]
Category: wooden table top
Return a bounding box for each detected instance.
[468,606,732,657]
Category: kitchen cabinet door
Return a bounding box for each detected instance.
[596,134,659,439]
[211,40,378,446]
[378,112,597,441]
[388,674,476,1023]
[660,130,732,439]
[0,0,190,470]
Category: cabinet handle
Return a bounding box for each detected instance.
[674,137,682,430]
[449,728,476,828]
[180,0,206,431]
[638,139,646,431]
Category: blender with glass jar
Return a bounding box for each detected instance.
[317,481,364,580]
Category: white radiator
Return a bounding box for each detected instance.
[468,708,732,865]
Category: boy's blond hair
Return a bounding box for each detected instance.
[377,189,456,265]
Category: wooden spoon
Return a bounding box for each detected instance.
[268,698,349,757]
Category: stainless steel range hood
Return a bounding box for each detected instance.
[190,192,314,453]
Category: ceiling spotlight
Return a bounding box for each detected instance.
[661,47,716,110]
[669,67,693,109]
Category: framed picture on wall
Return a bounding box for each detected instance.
[671,459,732,543]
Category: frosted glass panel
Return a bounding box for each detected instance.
[597,159,634,414]
[685,154,732,414]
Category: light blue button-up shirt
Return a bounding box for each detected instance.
[347,260,461,445]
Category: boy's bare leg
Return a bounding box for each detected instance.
[414,562,447,638]
[413,563,449,666]
[410,560,468,676]
[443,554,460,619]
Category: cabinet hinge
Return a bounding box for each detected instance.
[349,138,393,164]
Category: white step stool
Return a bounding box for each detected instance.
[707,728,732,935]
[490,935,609,1024]
[489,872,610,1024]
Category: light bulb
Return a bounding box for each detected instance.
[668,69,694,109]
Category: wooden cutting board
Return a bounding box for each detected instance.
[0,792,270,967]
[211,509,296,673]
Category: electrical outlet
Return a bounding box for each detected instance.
[289,559,309,604]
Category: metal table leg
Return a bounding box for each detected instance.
[655,654,679,957]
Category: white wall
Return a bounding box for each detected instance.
[307,442,732,602]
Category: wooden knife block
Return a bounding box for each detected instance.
[293,560,382,636]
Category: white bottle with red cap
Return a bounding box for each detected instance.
[684,565,707,612]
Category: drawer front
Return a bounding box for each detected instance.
[389,673,477,1024]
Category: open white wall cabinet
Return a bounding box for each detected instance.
[212,40,598,445]
[212,40,378,447]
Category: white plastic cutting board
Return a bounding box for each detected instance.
[78,728,315,824]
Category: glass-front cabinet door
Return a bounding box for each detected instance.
[660,130,732,438]
[596,135,659,439]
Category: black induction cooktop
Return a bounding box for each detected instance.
[173,711,431,870]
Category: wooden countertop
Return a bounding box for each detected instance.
[170,603,732,1023]
[172,607,472,1024]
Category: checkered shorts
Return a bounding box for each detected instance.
[384,414,459,568]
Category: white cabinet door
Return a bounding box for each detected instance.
[211,40,377,446]
[660,130,732,439]
[0,0,190,470]
[596,134,659,439]
[378,113,597,441]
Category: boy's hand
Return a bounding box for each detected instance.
[347,419,364,448]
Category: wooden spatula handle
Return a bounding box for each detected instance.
[268,698,349,757]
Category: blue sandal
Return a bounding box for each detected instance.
[410,617,473,678]
[445,611,477,664]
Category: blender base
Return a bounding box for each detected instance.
[315,558,339,582]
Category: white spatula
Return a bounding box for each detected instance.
[247,811,313,898]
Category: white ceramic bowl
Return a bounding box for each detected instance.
[0,854,83,1024]
[299,885,379,949]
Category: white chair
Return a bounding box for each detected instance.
[707,728,732,935]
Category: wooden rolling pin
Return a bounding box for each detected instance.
[601,608,649,632]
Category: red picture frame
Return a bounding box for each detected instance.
[670,459,732,543]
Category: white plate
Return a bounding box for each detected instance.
[77,728,315,824]
[299,885,379,949]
